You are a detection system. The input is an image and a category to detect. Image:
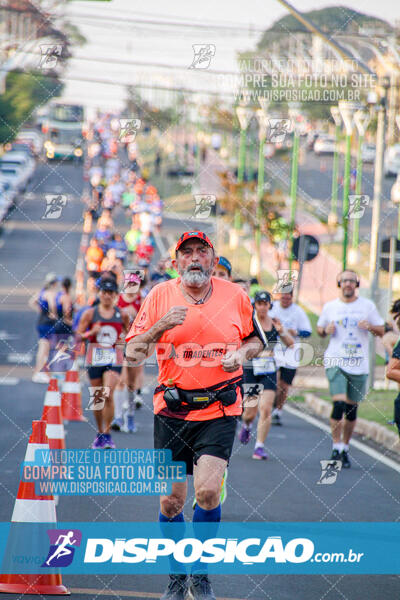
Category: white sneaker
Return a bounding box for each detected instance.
[32,372,50,384]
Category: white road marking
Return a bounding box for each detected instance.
[284,404,400,474]
[0,330,19,340]
[0,377,19,385]
[7,352,32,364]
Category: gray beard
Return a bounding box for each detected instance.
[180,264,213,287]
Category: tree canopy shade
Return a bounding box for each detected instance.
[257,6,392,48]
[0,71,62,143]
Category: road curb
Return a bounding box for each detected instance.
[304,392,400,456]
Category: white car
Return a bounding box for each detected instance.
[361,143,376,163]
[0,186,13,222]
[0,165,27,193]
[314,135,336,155]
[384,145,400,177]
[16,130,43,156]
[0,152,35,188]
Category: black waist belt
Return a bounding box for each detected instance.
[155,376,242,412]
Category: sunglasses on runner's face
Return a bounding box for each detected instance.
[341,278,357,284]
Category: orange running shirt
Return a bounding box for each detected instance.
[126,276,255,420]
[85,246,103,272]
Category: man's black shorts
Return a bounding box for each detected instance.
[243,367,277,391]
[278,366,296,385]
[87,365,122,380]
[154,414,238,476]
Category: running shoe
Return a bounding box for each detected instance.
[252,446,268,460]
[92,433,106,449]
[32,372,50,384]
[272,412,282,426]
[238,424,251,444]
[135,391,143,409]
[126,415,137,433]
[160,575,188,600]
[330,449,341,460]
[121,414,137,433]
[110,418,123,431]
[341,450,351,469]
[189,574,216,600]
[103,433,116,449]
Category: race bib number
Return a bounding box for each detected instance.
[92,347,116,366]
[252,357,276,376]
[342,341,362,359]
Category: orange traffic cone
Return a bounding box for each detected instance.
[61,362,86,422]
[42,379,65,450]
[0,420,69,595]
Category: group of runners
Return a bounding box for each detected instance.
[122,229,394,600]
[28,110,400,600]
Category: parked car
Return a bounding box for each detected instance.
[306,131,320,151]
[0,185,13,222]
[0,151,35,188]
[384,145,400,177]
[361,143,376,163]
[15,130,43,156]
[9,142,35,157]
[314,135,336,155]
[0,166,27,193]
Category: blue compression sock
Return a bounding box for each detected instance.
[192,505,221,575]
[159,511,185,574]
[159,511,185,522]
[192,504,221,522]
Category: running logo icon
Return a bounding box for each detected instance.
[39,45,63,70]
[193,195,216,219]
[42,529,82,567]
[118,119,141,143]
[42,195,67,219]
[267,119,292,144]
[189,44,216,69]
[348,195,369,219]
[122,269,144,293]
[273,270,299,294]
[87,386,110,411]
[243,383,264,408]
[317,460,342,485]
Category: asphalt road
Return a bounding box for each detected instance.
[268,143,399,242]
[0,159,399,599]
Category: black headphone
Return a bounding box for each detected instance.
[337,271,360,288]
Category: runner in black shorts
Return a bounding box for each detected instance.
[125,231,266,600]
[239,291,294,459]
[77,278,130,449]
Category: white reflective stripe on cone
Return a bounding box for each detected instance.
[46,424,64,439]
[62,382,80,393]
[44,391,61,406]
[24,443,48,462]
[12,499,56,523]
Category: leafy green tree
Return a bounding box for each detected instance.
[0,71,62,143]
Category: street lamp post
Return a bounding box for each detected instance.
[288,103,301,272]
[350,109,371,263]
[338,101,359,271]
[235,105,253,231]
[329,106,342,229]
[368,78,389,389]
[395,114,400,240]
[254,106,269,279]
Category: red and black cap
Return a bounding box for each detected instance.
[175,231,214,253]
